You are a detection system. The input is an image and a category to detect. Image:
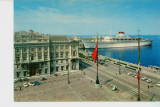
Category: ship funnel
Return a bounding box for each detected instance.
[118,32,125,37]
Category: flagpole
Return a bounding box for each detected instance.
[96,34,100,84]
[137,29,141,101]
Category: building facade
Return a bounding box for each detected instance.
[14,30,79,79]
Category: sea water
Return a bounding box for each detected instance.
[85,35,160,67]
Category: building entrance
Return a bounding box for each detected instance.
[29,63,38,76]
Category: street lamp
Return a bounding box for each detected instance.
[119,57,121,74]
[68,60,70,84]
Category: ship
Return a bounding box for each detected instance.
[81,32,152,48]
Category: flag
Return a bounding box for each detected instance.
[137,71,139,79]
[92,42,98,62]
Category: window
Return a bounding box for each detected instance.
[16,72,20,78]
[56,46,59,51]
[61,66,64,71]
[51,47,54,52]
[16,55,20,61]
[38,53,42,59]
[31,48,34,51]
[51,67,54,72]
[66,52,69,57]
[31,54,34,60]
[51,55,53,59]
[56,60,58,64]
[44,55,48,59]
[45,69,48,74]
[44,52,48,59]
[56,67,59,71]
[16,48,20,53]
[66,65,69,70]
[24,71,27,76]
[61,52,63,58]
[60,45,64,50]
[17,64,20,69]
[61,60,63,63]
[23,48,27,52]
[73,51,76,56]
[38,70,41,74]
[38,47,42,51]
[23,40,26,42]
[56,52,58,57]
[66,45,68,50]
[73,46,76,49]
[44,47,48,50]
[23,54,27,60]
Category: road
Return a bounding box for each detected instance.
[80,58,160,101]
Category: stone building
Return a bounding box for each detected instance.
[14,30,79,79]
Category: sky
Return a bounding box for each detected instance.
[14,0,160,35]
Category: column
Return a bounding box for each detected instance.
[42,46,44,61]
[14,48,17,78]
[36,47,38,61]
[69,45,72,58]
[27,47,30,61]
[77,45,79,58]
[69,59,71,71]
[58,45,60,58]
[64,44,66,58]
[48,46,50,60]
[20,47,23,62]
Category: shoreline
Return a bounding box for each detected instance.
[79,49,160,76]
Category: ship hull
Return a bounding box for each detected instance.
[83,41,152,48]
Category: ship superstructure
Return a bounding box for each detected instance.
[81,32,152,48]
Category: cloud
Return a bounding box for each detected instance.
[14,5,160,35]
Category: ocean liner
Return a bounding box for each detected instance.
[82,32,152,48]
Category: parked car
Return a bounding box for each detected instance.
[41,77,47,81]
[28,82,35,86]
[54,74,58,77]
[134,75,137,78]
[146,79,152,83]
[100,61,104,65]
[23,83,29,87]
[18,78,23,82]
[128,72,132,76]
[34,81,40,85]
[141,77,148,81]
[60,73,65,76]
[14,79,18,83]
[103,63,108,66]
[156,82,160,87]
[112,85,118,91]
[132,73,136,77]
[21,77,25,81]
[23,78,29,81]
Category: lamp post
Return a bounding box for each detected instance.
[68,60,70,84]
[119,57,121,74]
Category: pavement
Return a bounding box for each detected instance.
[14,58,160,102]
